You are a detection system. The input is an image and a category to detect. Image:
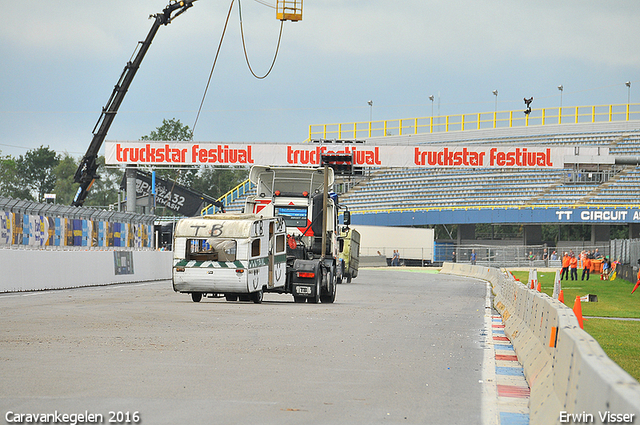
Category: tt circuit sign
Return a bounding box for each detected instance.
[555,209,640,223]
[105,141,562,169]
[354,207,640,227]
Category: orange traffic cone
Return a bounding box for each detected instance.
[558,290,564,304]
[573,296,584,329]
[632,281,640,294]
[537,282,542,292]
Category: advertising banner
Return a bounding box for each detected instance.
[105,141,564,169]
[126,170,220,217]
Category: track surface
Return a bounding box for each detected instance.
[1,269,489,425]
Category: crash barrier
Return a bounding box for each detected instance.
[0,198,171,292]
[440,262,640,425]
[0,249,173,292]
[0,197,155,249]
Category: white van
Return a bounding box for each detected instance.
[172,214,287,303]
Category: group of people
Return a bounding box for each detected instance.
[560,249,615,281]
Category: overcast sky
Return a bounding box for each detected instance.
[1,0,639,158]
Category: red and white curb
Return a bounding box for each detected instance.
[483,281,530,425]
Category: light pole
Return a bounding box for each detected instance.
[558,85,564,124]
[558,85,563,108]
[626,81,631,104]
[492,90,498,112]
[429,95,434,117]
[368,100,373,122]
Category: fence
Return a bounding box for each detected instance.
[609,238,640,265]
[0,197,156,250]
[308,102,640,141]
[435,243,610,268]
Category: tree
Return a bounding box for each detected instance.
[192,166,247,199]
[16,146,60,202]
[140,118,198,187]
[141,118,193,142]
[139,119,249,213]
[0,151,32,200]
[52,154,79,205]
[84,156,124,208]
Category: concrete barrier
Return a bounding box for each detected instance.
[441,262,640,425]
[0,249,173,292]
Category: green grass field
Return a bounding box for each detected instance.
[511,270,640,381]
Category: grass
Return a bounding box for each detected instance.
[511,270,640,381]
[583,319,640,382]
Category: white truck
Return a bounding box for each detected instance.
[244,165,343,303]
[172,214,287,303]
[172,164,356,304]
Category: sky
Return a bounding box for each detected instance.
[1,0,640,159]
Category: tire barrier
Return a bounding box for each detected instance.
[441,263,640,425]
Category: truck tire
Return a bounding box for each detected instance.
[308,274,321,304]
[251,289,263,304]
[251,289,264,304]
[191,292,202,303]
[321,267,337,303]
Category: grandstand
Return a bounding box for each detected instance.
[339,124,640,214]
[207,103,640,246]
[216,125,640,214]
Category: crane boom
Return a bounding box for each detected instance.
[72,0,197,207]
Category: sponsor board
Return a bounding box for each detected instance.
[105,142,563,169]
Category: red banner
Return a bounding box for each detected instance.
[105,141,565,168]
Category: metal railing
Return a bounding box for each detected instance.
[201,179,255,215]
[308,103,640,141]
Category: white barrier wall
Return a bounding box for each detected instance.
[0,250,173,292]
[441,263,640,425]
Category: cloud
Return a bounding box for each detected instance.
[298,0,640,67]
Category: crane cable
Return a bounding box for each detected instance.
[192,0,285,136]
[238,0,284,80]
[192,0,236,137]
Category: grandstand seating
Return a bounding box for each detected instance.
[337,129,640,213]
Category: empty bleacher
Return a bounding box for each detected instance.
[338,129,640,212]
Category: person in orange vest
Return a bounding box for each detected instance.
[569,253,578,280]
[581,254,592,281]
[561,252,570,280]
[633,261,640,294]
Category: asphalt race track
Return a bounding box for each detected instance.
[0,269,491,425]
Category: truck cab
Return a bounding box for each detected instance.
[245,165,340,303]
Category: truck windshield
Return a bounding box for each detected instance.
[275,206,308,227]
[186,238,237,262]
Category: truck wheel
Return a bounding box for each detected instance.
[191,292,202,303]
[308,275,321,304]
[251,289,263,304]
[321,269,337,303]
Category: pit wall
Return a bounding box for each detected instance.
[440,262,640,425]
[0,249,173,292]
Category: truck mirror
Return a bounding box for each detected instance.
[343,210,351,226]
